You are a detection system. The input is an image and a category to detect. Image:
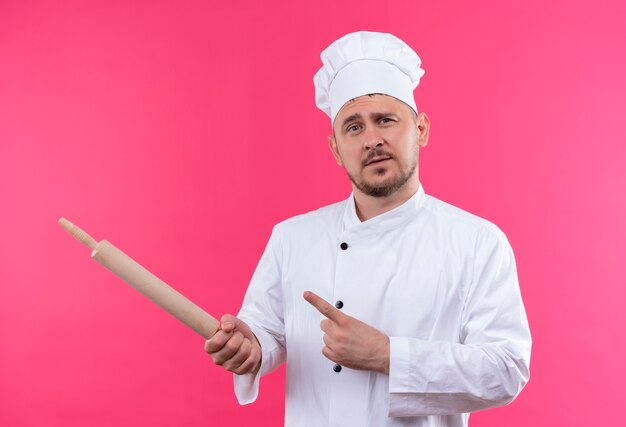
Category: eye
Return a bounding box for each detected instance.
[379,117,394,125]
[346,124,361,133]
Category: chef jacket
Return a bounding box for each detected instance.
[233,184,531,427]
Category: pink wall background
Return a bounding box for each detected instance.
[1,0,625,425]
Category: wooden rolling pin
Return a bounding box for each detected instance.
[58,217,219,339]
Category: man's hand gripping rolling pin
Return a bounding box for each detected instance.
[204,315,262,375]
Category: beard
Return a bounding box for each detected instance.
[346,148,419,198]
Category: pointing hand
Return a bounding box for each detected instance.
[303,291,389,374]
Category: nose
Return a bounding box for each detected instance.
[363,126,384,151]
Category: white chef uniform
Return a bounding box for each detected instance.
[233,184,531,427]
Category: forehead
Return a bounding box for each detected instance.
[334,94,409,123]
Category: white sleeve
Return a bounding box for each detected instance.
[233,226,286,405]
[388,229,532,416]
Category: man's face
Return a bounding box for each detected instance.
[329,94,429,198]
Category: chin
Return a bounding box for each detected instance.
[366,171,396,185]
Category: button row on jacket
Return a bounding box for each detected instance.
[335,243,347,373]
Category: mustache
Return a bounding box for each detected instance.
[362,149,393,166]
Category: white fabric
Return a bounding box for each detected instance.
[233,185,531,427]
[314,31,425,123]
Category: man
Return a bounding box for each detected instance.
[205,31,531,426]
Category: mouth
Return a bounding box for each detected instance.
[365,156,392,166]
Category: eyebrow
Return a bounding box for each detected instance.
[340,113,362,129]
[340,112,398,130]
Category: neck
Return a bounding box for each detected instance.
[354,179,420,221]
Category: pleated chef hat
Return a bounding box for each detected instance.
[314,31,425,124]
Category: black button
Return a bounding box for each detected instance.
[340,242,348,250]
[333,364,342,372]
[335,300,344,309]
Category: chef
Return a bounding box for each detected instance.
[205,31,531,427]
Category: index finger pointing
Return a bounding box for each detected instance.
[303,291,345,322]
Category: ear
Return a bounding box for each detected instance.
[416,112,430,148]
[328,134,343,165]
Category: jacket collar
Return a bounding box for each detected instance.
[341,183,426,240]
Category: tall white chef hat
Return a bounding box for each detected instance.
[314,31,425,124]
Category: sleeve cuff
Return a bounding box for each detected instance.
[234,370,261,405]
[389,336,411,393]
